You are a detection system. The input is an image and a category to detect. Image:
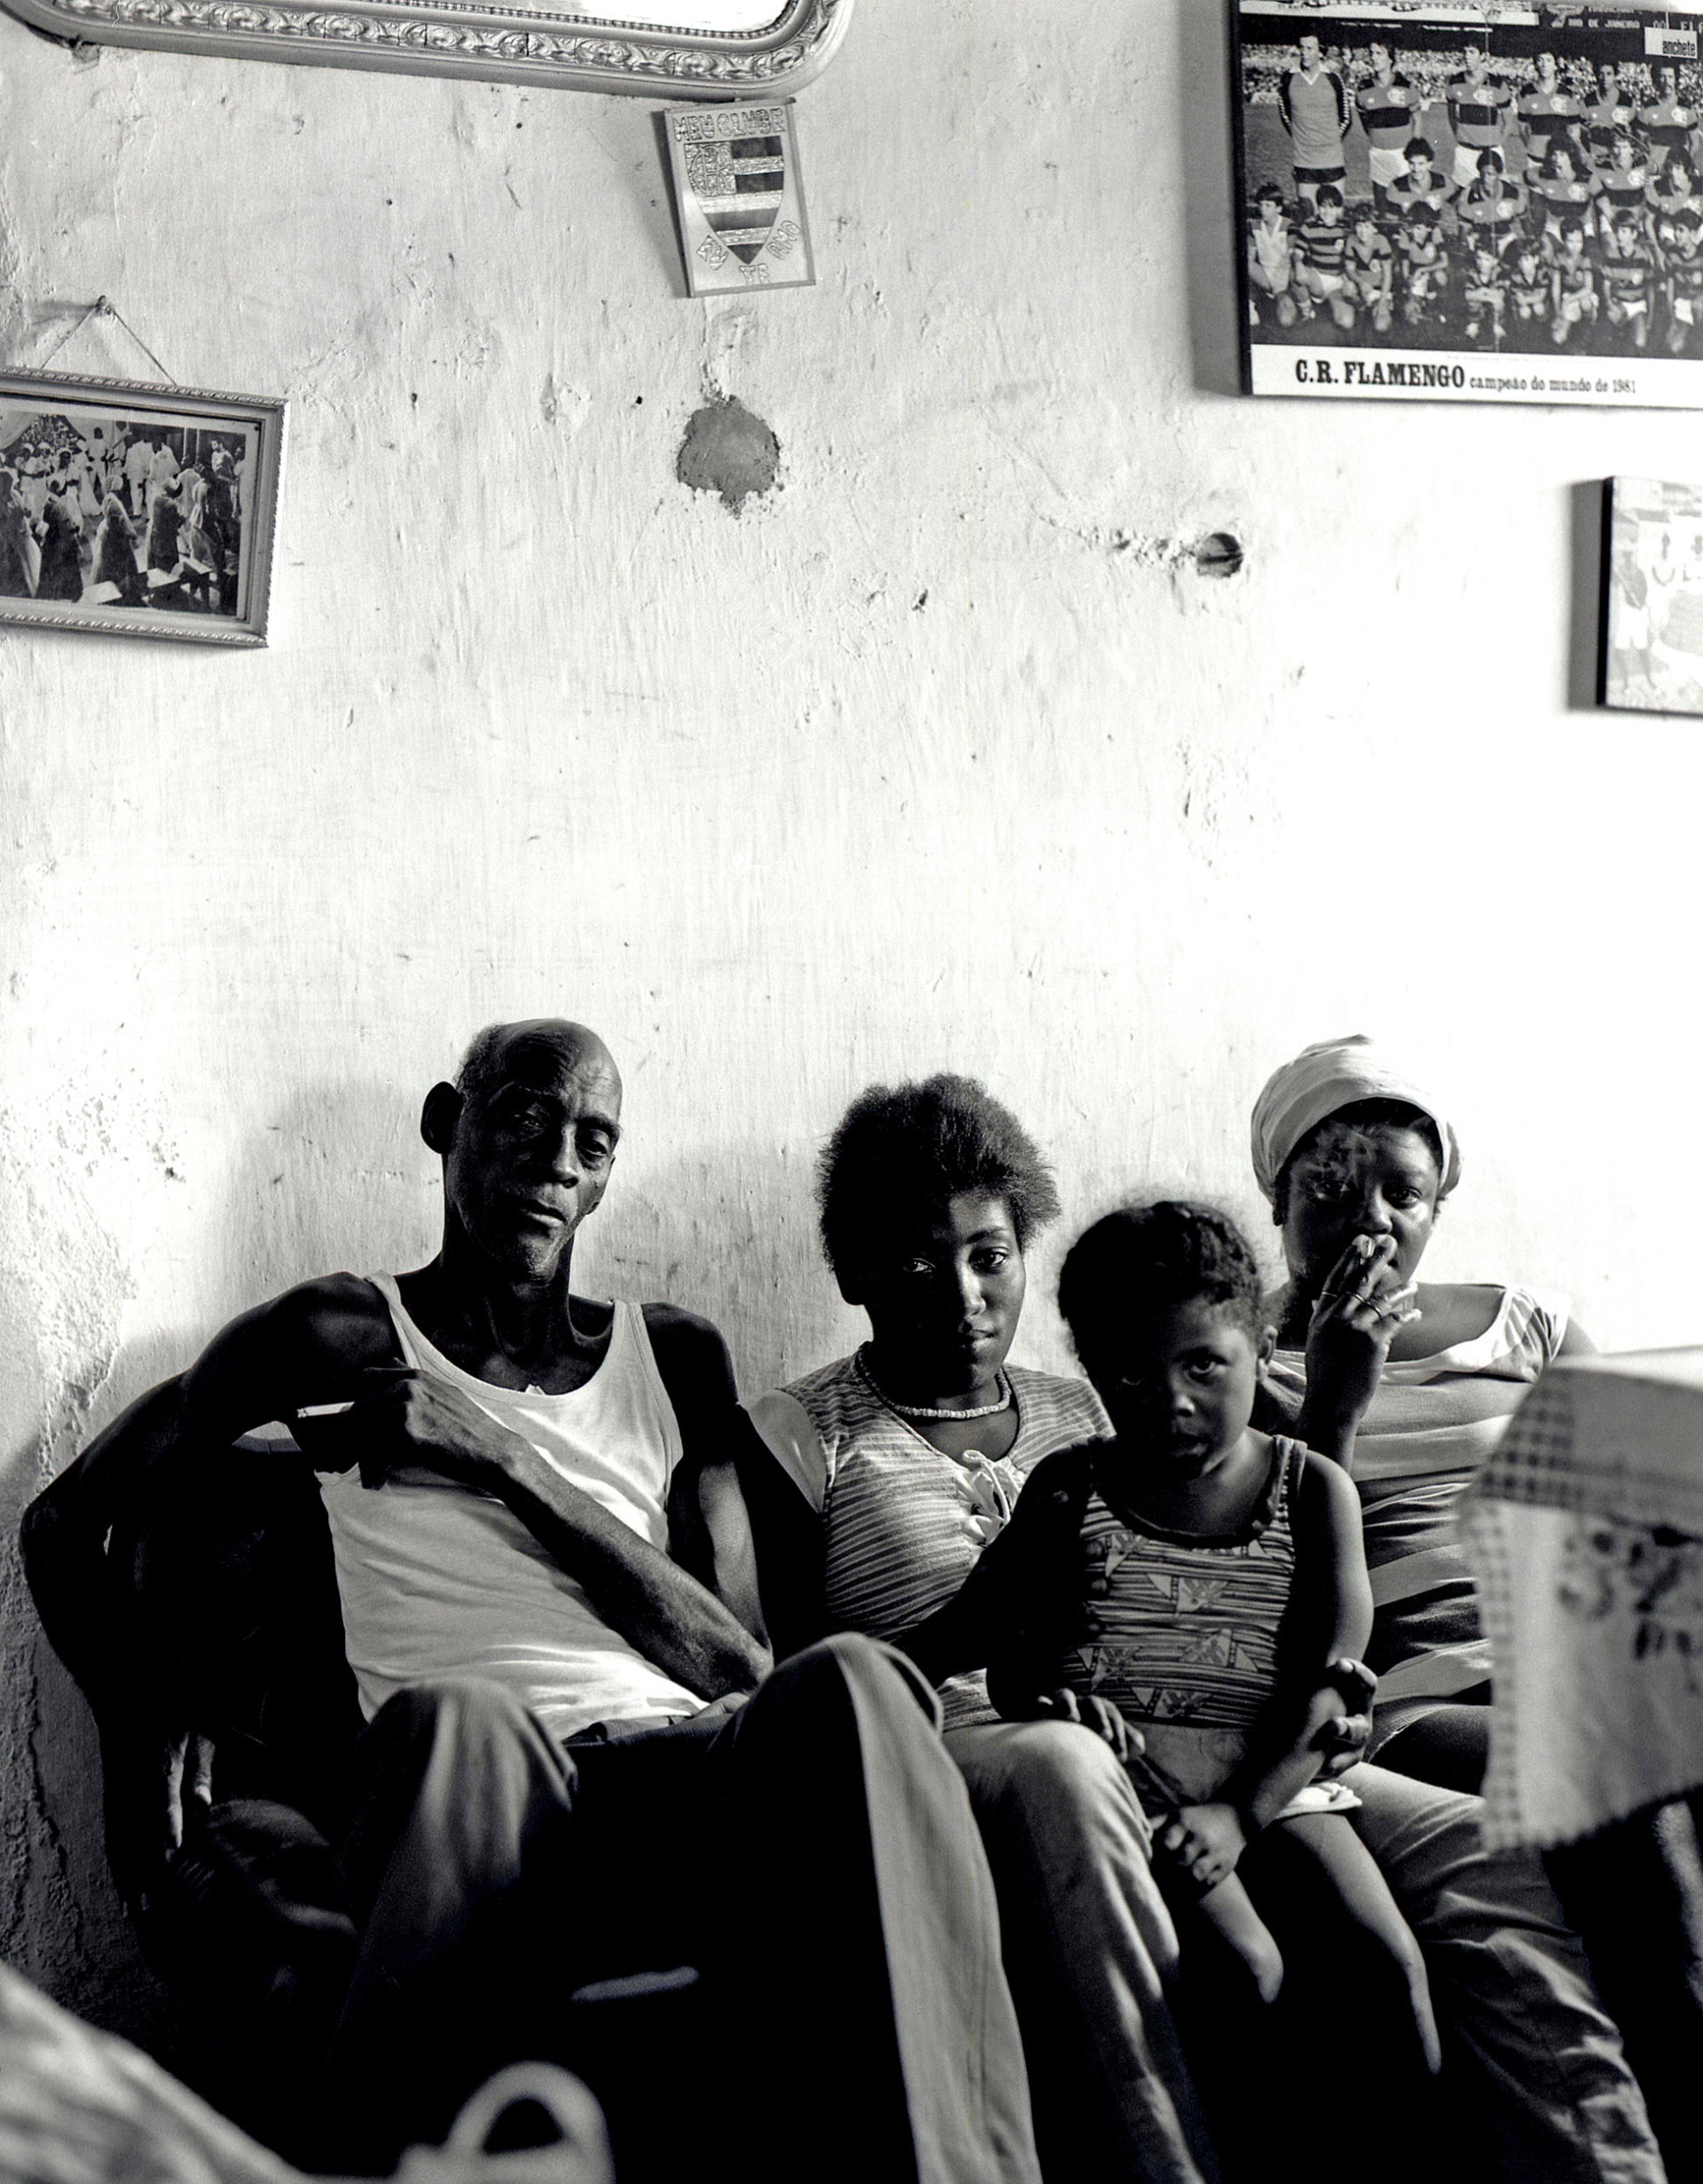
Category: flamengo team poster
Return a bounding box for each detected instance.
[1233,2,1703,407]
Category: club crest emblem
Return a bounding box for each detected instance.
[665,102,816,297]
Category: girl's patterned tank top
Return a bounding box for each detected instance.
[1051,1438,1307,1735]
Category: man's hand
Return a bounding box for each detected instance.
[1158,1802,1248,1892]
[334,1367,532,1495]
[157,1722,216,1859]
[691,1689,754,1729]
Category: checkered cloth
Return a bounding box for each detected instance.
[1459,1349,1703,1849]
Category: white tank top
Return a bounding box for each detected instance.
[318,1276,703,1741]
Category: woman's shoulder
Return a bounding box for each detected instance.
[765,1353,872,1465]
[1007,1363,1111,1457]
[751,1361,868,1515]
[778,1352,863,1408]
[1401,1281,1571,1370]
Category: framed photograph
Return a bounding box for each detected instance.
[1232,3,1703,407]
[0,0,852,101]
[0,370,285,647]
[1601,475,1703,711]
[663,100,816,296]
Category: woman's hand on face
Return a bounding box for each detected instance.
[1301,1234,1421,1434]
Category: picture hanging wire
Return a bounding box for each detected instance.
[34,296,179,386]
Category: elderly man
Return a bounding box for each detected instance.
[34,1021,1041,2184]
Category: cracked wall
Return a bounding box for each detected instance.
[3,0,1702,2075]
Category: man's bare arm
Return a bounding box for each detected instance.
[31,1277,769,1862]
[350,1366,772,1700]
[21,1377,187,1714]
[166,1280,773,1695]
[668,1448,772,1654]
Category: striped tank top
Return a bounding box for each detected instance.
[1045,1439,1308,1803]
[750,1354,1109,1730]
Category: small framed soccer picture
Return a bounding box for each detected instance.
[0,368,285,645]
[1600,475,1703,711]
[662,99,815,297]
[1231,2,1703,408]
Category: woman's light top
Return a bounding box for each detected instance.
[1267,1285,1572,1487]
[751,1356,1109,1731]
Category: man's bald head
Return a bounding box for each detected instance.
[454,1020,623,1116]
[424,1020,624,1274]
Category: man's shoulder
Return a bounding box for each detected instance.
[244,1271,398,1373]
[636,1302,738,1414]
[639,1300,731,1354]
[276,1269,390,1331]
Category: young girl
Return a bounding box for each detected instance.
[913,1200,1441,2073]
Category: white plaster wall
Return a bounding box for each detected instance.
[2,0,1700,2060]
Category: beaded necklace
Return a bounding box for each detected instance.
[856,1345,1013,1422]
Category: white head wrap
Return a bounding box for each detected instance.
[1250,1034,1462,1206]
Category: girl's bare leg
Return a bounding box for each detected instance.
[1260,1811,1442,2074]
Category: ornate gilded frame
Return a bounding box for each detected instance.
[0,0,852,98]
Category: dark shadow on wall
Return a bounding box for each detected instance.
[1567,479,1607,713]
[584,1142,854,1398]
[0,1455,232,2109]
[2,1107,844,2133]
[0,1078,423,2111]
[1179,0,1244,399]
[219,1080,434,1307]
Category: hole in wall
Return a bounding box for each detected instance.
[1194,532,1244,579]
[676,397,781,515]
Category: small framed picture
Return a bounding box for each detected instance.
[663,99,815,297]
[1601,475,1703,712]
[1232,2,1703,408]
[0,369,285,645]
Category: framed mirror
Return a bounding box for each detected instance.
[0,0,852,98]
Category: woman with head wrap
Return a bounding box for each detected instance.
[1250,1034,1589,1794]
[1253,1037,1703,2173]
